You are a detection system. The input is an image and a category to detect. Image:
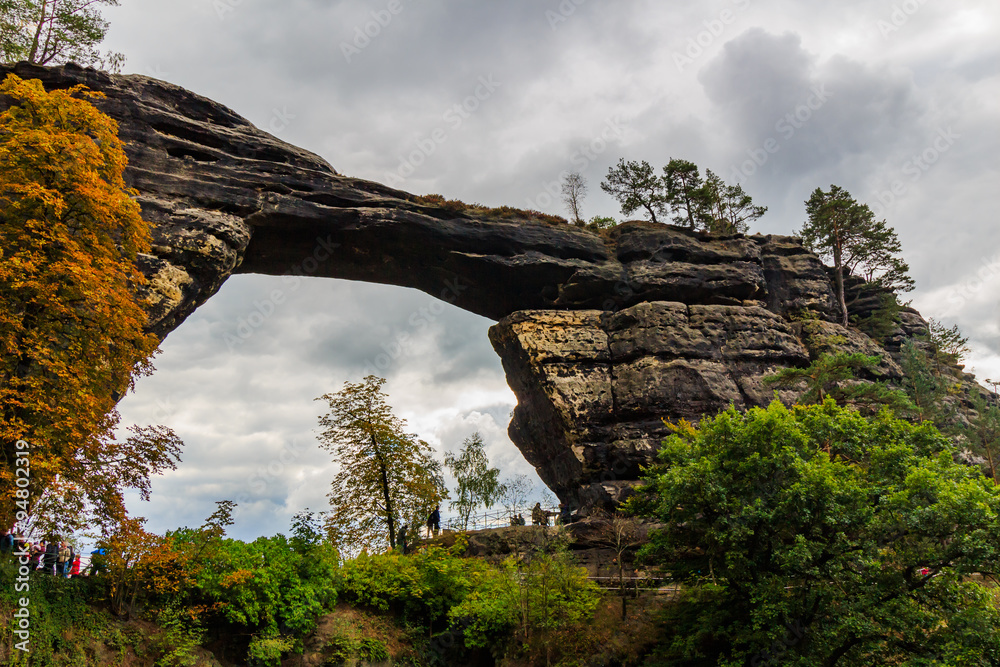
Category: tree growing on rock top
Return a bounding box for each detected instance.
[603,157,765,234]
[560,171,587,226]
[0,0,125,71]
[799,185,913,327]
[697,169,767,235]
[601,158,668,224]
[928,318,971,367]
[662,158,703,229]
[315,375,447,553]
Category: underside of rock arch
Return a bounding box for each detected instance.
[3,62,988,513]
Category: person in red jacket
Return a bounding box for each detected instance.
[70,555,81,577]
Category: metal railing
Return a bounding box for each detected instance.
[418,506,562,537]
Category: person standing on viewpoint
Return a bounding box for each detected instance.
[427,505,441,538]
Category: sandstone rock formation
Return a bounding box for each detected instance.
[2,62,989,512]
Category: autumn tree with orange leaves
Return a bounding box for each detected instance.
[0,74,182,536]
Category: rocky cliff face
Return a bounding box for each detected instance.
[2,63,988,512]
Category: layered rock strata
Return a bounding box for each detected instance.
[2,62,989,511]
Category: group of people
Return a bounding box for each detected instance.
[529,502,573,526]
[0,528,103,577]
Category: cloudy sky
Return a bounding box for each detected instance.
[100,0,1000,541]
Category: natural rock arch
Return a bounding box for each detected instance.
[2,62,971,512]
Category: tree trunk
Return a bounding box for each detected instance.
[619,563,626,621]
[834,251,848,327]
[372,433,396,549]
[28,0,50,63]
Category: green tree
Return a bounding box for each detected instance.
[799,185,913,327]
[450,548,600,658]
[964,390,1000,485]
[0,0,124,71]
[928,318,971,366]
[899,338,951,425]
[697,168,766,234]
[851,292,903,343]
[629,400,1000,666]
[663,158,703,229]
[764,352,911,414]
[315,375,447,553]
[0,74,181,534]
[444,431,504,530]
[600,158,667,223]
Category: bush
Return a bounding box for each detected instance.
[246,634,295,667]
[449,549,601,658]
[412,194,568,225]
[0,562,108,665]
[336,546,492,629]
[630,400,1000,666]
[586,215,618,230]
[160,532,339,639]
[358,637,390,661]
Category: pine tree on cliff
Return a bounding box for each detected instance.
[799,185,913,327]
[0,0,124,71]
[601,158,668,223]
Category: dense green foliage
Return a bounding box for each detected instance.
[337,542,490,630]
[1,518,604,666]
[165,531,339,639]
[763,352,912,414]
[449,548,600,655]
[630,400,1000,666]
